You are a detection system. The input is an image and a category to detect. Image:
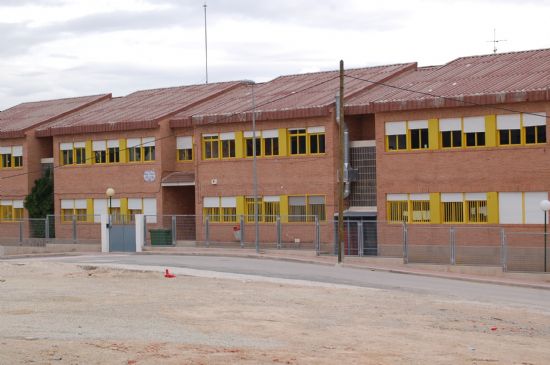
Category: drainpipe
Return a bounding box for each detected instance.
[343,123,351,199]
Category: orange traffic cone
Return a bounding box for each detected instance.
[164,269,176,278]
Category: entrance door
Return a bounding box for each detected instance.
[109,223,136,252]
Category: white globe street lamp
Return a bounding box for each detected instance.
[106,188,115,227]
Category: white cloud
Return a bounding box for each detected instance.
[1,0,550,110]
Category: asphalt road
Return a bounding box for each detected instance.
[16,254,550,311]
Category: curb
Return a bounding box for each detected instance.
[140,250,550,291]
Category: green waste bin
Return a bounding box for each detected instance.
[149,229,173,246]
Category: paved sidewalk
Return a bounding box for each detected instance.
[142,246,550,290]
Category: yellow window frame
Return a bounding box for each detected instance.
[202,135,219,160]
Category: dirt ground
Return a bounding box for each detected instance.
[0,261,549,365]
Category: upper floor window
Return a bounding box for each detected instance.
[463,116,486,147]
[523,112,546,144]
[92,140,120,164]
[0,146,23,168]
[289,126,325,155]
[202,134,219,159]
[439,118,462,148]
[60,142,86,165]
[176,136,193,161]
[245,131,262,157]
[127,137,155,162]
[262,130,279,156]
[385,122,407,151]
[408,120,429,150]
[220,132,236,158]
[497,114,521,145]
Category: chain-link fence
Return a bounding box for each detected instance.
[0,219,48,246]
[504,232,549,272]
[142,214,324,254]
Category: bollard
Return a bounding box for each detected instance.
[276,216,282,249]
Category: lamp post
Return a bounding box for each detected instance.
[539,199,550,272]
[106,188,115,228]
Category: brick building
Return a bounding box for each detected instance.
[1,48,550,259]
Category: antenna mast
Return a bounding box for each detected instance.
[487,28,506,54]
[203,1,208,84]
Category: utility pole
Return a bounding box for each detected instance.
[203,2,208,84]
[337,60,345,264]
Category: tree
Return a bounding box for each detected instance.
[24,168,54,238]
[24,168,54,218]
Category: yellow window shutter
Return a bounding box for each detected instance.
[487,192,499,224]
[278,129,287,156]
[485,115,497,147]
[85,141,92,164]
[235,131,244,159]
[86,198,94,223]
[429,193,441,224]
[120,198,128,218]
[119,139,127,163]
[428,119,439,150]
[236,196,245,217]
[279,195,289,223]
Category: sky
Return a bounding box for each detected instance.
[1,0,550,110]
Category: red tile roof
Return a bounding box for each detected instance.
[0,94,111,138]
[345,48,550,114]
[161,171,195,186]
[170,63,416,127]
[36,81,245,137]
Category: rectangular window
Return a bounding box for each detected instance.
[245,197,263,223]
[308,195,326,222]
[1,150,11,168]
[142,137,155,161]
[408,120,429,150]
[127,138,141,162]
[0,201,15,221]
[524,112,547,144]
[221,197,237,223]
[440,118,462,148]
[288,196,307,222]
[307,127,325,154]
[107,140,120,163]
[93,141,106,164]
[245,131,262,157]
[128,198,143,223]
[262,130,279,156]
[202,134,219,159]
[74,142,86,164]
[497,114,521,146]
[441,193,463,223]
[60,143,74,165]
[203,197,220,222]
[410,195,430,223]
[385,122,407,151]
[386,194,408,222]
[289,129,307,155]
[13,146,23,167]
[177,136,193,161]
[263,196,280,223]
[463,117,486,147]
[220,133,236,158]
[466,200,487,223]
[61,199,88,222]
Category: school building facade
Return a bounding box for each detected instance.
[1,48,550,259]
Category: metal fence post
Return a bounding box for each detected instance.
[501,228,507,272]
[19,221,23,243]
[276,216,282,249]
[205,216,210,247]
[450,226,456,265]
[45,216,50,240]
[403,222,408,264]
[72,216,77,243]
[315,216,320,256]
[240,215,245,248]
[357,221,364,257]
[171,215,177,245]
[333,219,338,255]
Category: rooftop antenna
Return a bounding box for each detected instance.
[203,1,208,84]
[487,28,506,54]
